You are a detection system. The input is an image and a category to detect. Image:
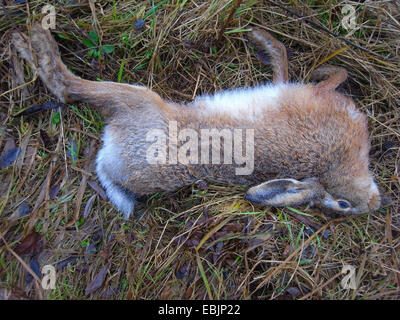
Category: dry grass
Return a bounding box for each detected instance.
[0,0,399,300]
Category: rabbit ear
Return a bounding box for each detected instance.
[245,178,325,207]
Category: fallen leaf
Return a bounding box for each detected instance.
[88,180,107,200]
[223,223,242,233]
[0,287,29,300]
[67,140,78,163]
[160,285,174,300]
[39,129,53,149]
[195,180,208,190]
[383,140,394,150]
[75,265,89,273]
[134,19,145,31]
[84,243,97,263]
[176,264,189,279]
[183,40,195,49]
[23,146,36,167]
[277,287,302,300]
[212,241,224,263]
[224,258,235,266]
[282,244,292,258]
[56,256,78,270]
[0,147,21,168]
[49,184,60,200]
[9,201,32,221]
[246,233,273,252]
[18,201,31,217]
[185,237,200,247]
[286,287,301,298]
[185,214,210,228]
[15,231,43,257]
[85,263,110,296]
[11,46,30,99]
[26,257,40,284]
[184,286,193,299]
[215,241,224,254]
[101,288,116,299]
[1,139,16,152]
[83,194,97,219]
[301,243,316,260]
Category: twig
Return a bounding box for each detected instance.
[365,289,400,300]
[299,271,342,300]
[265,0,385,59]
[65,140,96,227]
[285,209,323,231]
[0,233,43,299]
[217,0,243,45]
[0,0,18,30]
[253,217,345,293]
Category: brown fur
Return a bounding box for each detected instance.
[12,24,381,216]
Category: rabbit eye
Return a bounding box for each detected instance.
[338,200,351,209]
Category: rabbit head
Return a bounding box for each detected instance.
[245,104,381,215]
[245,175,381,215]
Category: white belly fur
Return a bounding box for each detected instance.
[193,83,292,120]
